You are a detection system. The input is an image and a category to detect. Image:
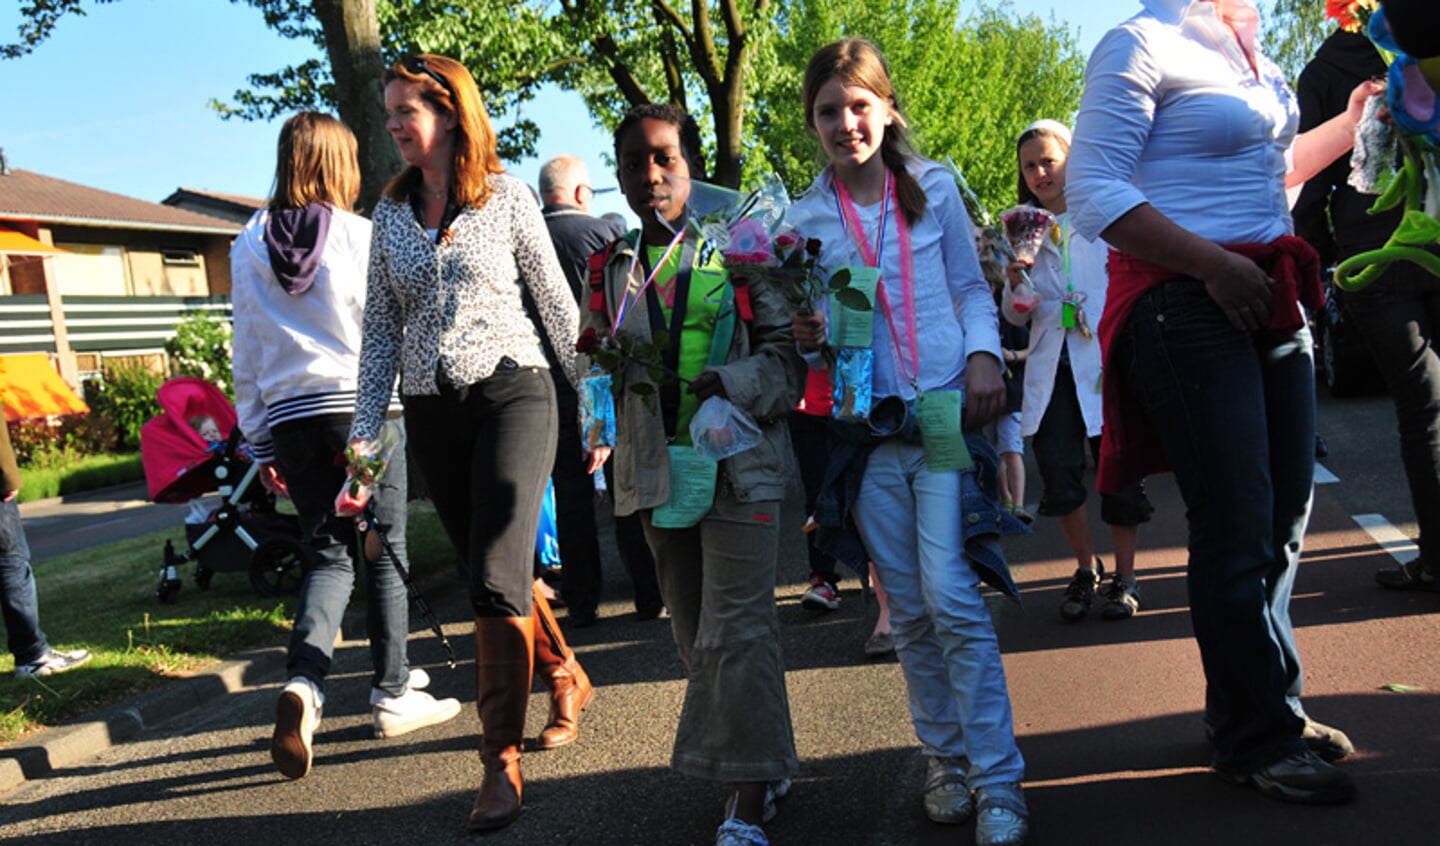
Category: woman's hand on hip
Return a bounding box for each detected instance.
[1201,251,1273,333]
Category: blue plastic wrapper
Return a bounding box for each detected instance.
[831,347,874,421]
[580,370,617,449]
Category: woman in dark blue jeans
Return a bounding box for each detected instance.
[231,112,461,781]
[1066,0,1379,808]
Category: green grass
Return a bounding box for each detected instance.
[16,453,146,503]
[0,504,456,744]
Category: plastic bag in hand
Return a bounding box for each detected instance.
[689,396,762,461]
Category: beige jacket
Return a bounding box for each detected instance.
[581,233,805,517]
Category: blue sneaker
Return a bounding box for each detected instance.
[975,783,1029,846]
[715,818,768,846]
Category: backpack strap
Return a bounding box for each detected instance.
[586,245,613,313]
[728,274,756,323]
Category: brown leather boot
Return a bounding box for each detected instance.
[532,589,594,749]
[468,616,534,832]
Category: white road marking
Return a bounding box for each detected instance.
[1314,463,1339,485]
[1353,513,1420,564]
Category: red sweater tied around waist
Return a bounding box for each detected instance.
[1096,235,1322,493]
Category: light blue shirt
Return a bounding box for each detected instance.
[787,158,1002,401]
[1067,0,1299,245]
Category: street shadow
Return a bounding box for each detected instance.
[4,691,1436,845]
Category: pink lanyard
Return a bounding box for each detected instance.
[834,170,919,387]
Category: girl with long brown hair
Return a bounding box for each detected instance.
[787,38,1029,846]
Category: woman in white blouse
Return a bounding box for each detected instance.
[1001,120,1154,624]
[1066,0,1377,806]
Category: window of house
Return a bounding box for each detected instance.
[161,249,201,267]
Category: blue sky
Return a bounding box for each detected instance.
[0,0,1137,224]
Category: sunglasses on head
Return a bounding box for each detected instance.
[404,56,455,99]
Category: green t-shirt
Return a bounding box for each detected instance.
[647,243,727,445]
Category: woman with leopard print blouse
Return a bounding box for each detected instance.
[349,54,584,832]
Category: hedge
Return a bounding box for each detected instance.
[15,453,145,503]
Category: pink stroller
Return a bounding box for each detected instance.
[140,377,305,603]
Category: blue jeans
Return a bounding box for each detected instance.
[272,415,411,697]
[1117,279,1311,771]
[0,499,47,665]
[853,439,1025,790]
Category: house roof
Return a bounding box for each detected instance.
[161,187,266,213]
[0,169,242,235]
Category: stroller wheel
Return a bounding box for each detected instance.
[195,567,215,590]
[157,575,182,604]
[249,538,307,597]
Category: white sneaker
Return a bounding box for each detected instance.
[406,667,431,690]
[15,648,92,679]
[371,683,461,739]
[272,677,322,780]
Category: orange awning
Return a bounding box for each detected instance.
[0,229,68,256]
[0,354,88,420]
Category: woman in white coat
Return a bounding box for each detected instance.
[1001,120,1153,622]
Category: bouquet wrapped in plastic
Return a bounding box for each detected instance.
[335,420,402,517]
[999,205,1056,315]
[578,368,617,450]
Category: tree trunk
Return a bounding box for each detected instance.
[312,0,400,214]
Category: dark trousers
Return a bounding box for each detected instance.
[787,411,841,584]
[552,383,661,615]
[407,364,557,617]
[1344,267,1440,566]
[1116,279,1310,772]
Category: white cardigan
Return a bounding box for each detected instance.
[1000,212,1107,439]
[231,207,394,461]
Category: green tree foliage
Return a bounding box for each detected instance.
[1264,0,1331,86]
[6,0,1082,213]
[752,0,1085,213]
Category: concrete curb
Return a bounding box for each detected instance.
[0,641,289,794]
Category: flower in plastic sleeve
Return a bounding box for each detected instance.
[576,326,601,354]
[722,218,774,265]
[701,220,732,252]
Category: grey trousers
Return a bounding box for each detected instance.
[641,483,799,783]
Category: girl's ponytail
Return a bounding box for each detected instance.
[880,136,926,228]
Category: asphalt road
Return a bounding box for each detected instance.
[2,390,1437,845]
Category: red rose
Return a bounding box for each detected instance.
[805,238,822,257]
[576,327,600,354]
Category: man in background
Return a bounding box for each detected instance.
[1,402,92,678]
[538,155,664,625]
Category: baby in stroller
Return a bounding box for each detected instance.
[142,377,304,598]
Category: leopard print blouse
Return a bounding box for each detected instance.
[352,173,579,440]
